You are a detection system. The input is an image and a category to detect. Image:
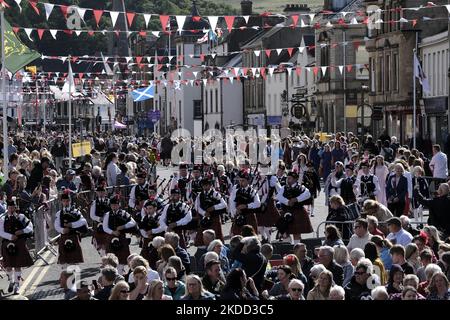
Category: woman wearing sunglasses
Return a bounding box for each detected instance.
[163,267,185,300]
[109,281,130,300]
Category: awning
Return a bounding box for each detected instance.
[114,121,127,129]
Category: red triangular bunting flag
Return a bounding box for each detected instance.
[260,67,266,79]
[63,30,73,35]
[12,27,20,34]
[160,15,169,30]
[332,43,338,48]
[136,56,143,65]
[88,31,94,36]
[224,16,235,32]
[29,1,40,15]
[314,22,321,29]
[139,31,146,37]
[412,19,417,27]
[242,68,248,75]
[78,73,84,79]
[192,16,201,22]
[93,10,103,26]
[60,5,69,19]
[287,48,294,57]
[37,29,45,40]
[291,15,299,27]
[157,56,164,63]
[312,67,319,76]
[265,49,271,58]
[295,67,301,76]
[126,12,136,27]
[200,54,205,61]
[347,65,353,72]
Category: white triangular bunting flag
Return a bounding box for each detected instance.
[251,68,256,75]
[114,62,119,68]
[178,72,182,78]
[125,57,132,64]
[326,21,333,28]
[44,3,54,20]
[308,14,315,22]
[229,77,234,84]
[306,67,311,73]
[209,71,214,76]
[287,68,292,76]
[350,17,358,25]
[211,53,216,59]
[243,16,250,24]
[208,16,219,31]
[143,14,152,28]
[109,11,120,28]
[60,57,67,63]
[341,12,348,18]
[234,67,240,76]
[24,28,33,41]
[176,16,187,32]
[254,50,260,57]
[189,54,194,58]
[203,79,207,86]
[14,0,22,12]
[338,66,344,75]
[151,31,160,38]
[299,46,305,53]
[445,5,450,14]
[268,67,275,76]
[77,8,87,21]
[321,66,327,75]
[75,30,82,36]
[276,49,282,55]
[193,71,198,78]
[301,19,307,28]
[50,29,58,40]
[189,80,194,86]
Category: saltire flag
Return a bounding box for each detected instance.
[414,52,430,94]
[132,85,154,102]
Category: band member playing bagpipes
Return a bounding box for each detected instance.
[194,178,227,245]
[136,199,166,264]
[302,161,321,217]
[54,191,88,267]
[128,172,150,209]
[355,161,380,204]
[276,161,288,188]
[103,195,137,274]
[170,163,190,201]
[185,164,203,244]
[89,186,110,256]
[159,188,192,249]
[0,199,34,294]
[276,171,313,244]
[256,166,281,243]
[148,184,165,212]
[229,170,261,236]
[215,164,232,224]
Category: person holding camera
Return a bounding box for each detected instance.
[0,199,34,294]
[54,192,87,268]
[103,195,137,274]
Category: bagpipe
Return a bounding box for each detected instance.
[199,192,227,216]
[165,202,187,225]
[139,214,160,232]
[5,214,33,240]
[282,185,312,207]
[61,206,88,234]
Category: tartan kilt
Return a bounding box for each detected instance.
[286,206,313,235]
[194,213,224,246]
[58,233,84,264]
[231,212,258,236]
[92,223,108,249]
[257,199,281,227]
[106,235,131,265]
[1,238,34,268]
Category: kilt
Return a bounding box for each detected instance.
[194,213,224,246]
[257,200,281,227]
[106,235,131,265]
[92,223,108,249]
[58,233,84,264]
[1,238,34,268]
[286,207,313,235]
[231,212,258,236]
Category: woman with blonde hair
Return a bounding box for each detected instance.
[333,245,354,287]
[307,270,334,300]
[423,226,443,259]
[156,244,176,278]
[129,266,149,300]
[371,155,389,206]
[144,279,173,300]
[109,281,130,300]
[405,243,421,274]
[283,254,308,286]
[181,275,215,300]
[426,272,450,300]
[411,165,429,222]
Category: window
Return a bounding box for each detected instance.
[393,53,399,91]
[194,44,201,57]
[215,89,218,113]
[370,57,375,92]
[377,56,383,92]
[385,54,390,92]
[210,90,213,113]
[433,52,436,96]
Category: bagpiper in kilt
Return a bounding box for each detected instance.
[89,186,110,256]
[194,178,227,246]
[170,163,190,202]
[355,161,381,202]
[276,171,313,243]
[55,192,88,266]
[256,172,281,243]
[0,199,34,294]
[136,199,166,266]
[229,170,261,236]
[159,188,193,249]
[103,196,137,273]
[128,172,150,209]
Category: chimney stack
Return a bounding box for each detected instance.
[241,0,252,16]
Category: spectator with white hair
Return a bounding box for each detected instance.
[305,264,327,296]
[328,285,345,300]
[418,263,442,296]
[349,248,365,267]
[366,215,384,238]
[400,215,420,237]
[371,286,389,300]
[333,245,354,287]
[318,246,344,286]
[207,239,230,273]
[344,258,373,300]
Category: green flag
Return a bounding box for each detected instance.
[2,17,41,74]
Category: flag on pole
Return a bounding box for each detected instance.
[62,61,75,93]
[414,52,430,94]
[101,52,114,76]
[132,85,154,102]
[3,17,41,74]
[197,31,209,44]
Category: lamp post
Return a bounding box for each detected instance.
[1,6,8,177]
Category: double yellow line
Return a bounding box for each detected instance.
[18,251,57,297]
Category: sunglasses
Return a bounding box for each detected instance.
[166,277,176,281]
[291,288,303,292]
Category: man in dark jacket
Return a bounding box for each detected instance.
[318,246,344,286]
[202,260,225,298]
[231,236,267,291]
[94,266,117,300]
[165,232,191,274]
[26,157,50,193]
[344,259,372,300]
[51,138,67,173]
[294,243,314,278]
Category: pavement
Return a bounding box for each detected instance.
[0,165,330,300]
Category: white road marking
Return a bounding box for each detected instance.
[18,250,52,295]
[23,254,57,297]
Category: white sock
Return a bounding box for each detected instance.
[15,271,22,284]
[310,205,314,215]
[258,227,264,238]
[264,227,271,241]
